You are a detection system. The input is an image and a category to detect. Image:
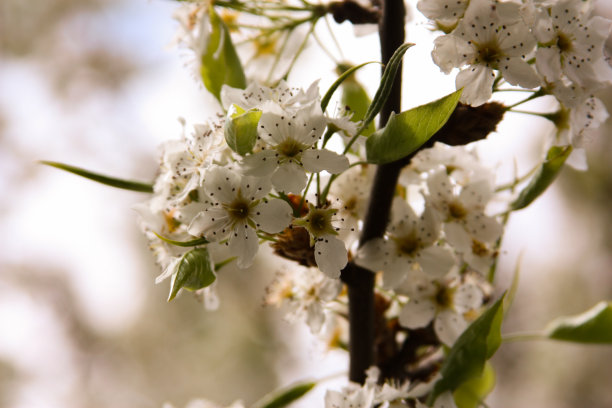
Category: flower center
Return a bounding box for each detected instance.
[448,201,467,220]
[472,239,489,257]
[435,285,454,309]
[227,197,252,221]
[277,138,305,158]
[294,205,338,239]
[556,32,573,53]
[476,41,501,66]
[394,234,420,256]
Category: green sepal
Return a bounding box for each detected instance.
[39,161,153,193]
[360,43,414,133]
[320,61,378,112]
[168,248,216,301]
[453,362,496,408]
[429,293,505,405]
[252,381,316,408]
[365,89,462,164]
[154,232,209,247]
[200,5,246,103]
[511,145,572,210]
[225,104,262,155]
[545,301,612,344]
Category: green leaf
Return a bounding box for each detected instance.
[429,293,505,404]
[320,61,378,112]
[545,301,612,344]
[366,89,462,164]
[200,6,246,103]
[252,381,316,408]
[154,232,209,247]
[361,43,414,132]
[40,161,153,193]
[224,104,262,155]
[511,145,572,210]
[453,362,496,408]
[168,248,216,301]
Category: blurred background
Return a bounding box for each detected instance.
[0,0,611,407]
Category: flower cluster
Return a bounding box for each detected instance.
[126,0,612,406]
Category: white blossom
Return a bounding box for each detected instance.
[426,170,502,248]
[188,166,292,268]
[356,197,454,289]
[221,80,320,113]
[294,204,349,279]
[241,103,348,193]
[432,0,540,106]
[397,271,484,345]
[534,0,612,90]
[266,266,342,333]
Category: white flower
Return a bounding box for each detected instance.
[432,0,540,106]
[155,121,227,206]
[294,204,349,279]
[409,143,493,186]
[325,367,411,408]
[356,197,454,289]
[534,0,612,90]
[221,80,320,113]
[555,95,609,148]
[241,103,349,193]
[188,166,292,268]
[417,0,469,27]
[426,170,502,247]
[397,271,484,346]
[328,164,374,246]
[267,266,342,333]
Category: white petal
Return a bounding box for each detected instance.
[499,57,541,89]
[465,213,502,243]
[432,35,475,74]
[271,162,307,193]
[252,199,292,233]
[306,302,325,334]
[241,174,272,201]
[204,167,239,203]
[156,257,180,284]
[355,238,389,272]
[444,222,471,252]
[456,65,495,107]
[417,245,455,278]
[315,236,348,279]
[566,147,588,171]
[454,282,483,312]
[459,179,493,209]
[241,150,278,177]
[434,310,468,346]
[536,47,563,83]
[228,223,259,269]
[399,298,437,329]
[302,148,349,174]
[188,208,231,240]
